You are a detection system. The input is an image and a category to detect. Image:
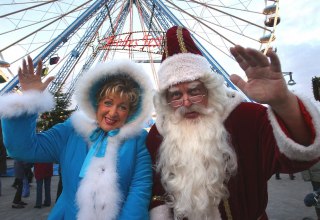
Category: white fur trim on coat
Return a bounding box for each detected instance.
[267,94,320,161]
[150,205,221,220]
[157,53,212,91]
[76,136,121,220]
[0,90,55,118]
[70,110,96,143]
[150,205,173,220]
[221,87,245,121]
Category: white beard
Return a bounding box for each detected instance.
[157,105,237,220]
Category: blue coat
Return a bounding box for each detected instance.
[2,113,152,220]
[0,60,154,220]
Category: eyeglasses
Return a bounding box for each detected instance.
[167,94,206,108]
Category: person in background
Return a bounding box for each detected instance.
[22,162,33,198]
[34,162,53,208]
[301,78,320,219]
[302,162,320,219]
[147,26,320,220]
[0,56,153,219]
[275,172,295,180]
[55,164,62,202]
[0,120,7,196]
[12,160,28,208]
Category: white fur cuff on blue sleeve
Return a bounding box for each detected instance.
[0,90,55,118]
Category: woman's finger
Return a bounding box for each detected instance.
[18,67,23,81]
[27,56,34,75]
[43,76,55,89]
[35,59,43,78]
[22,58,27,74]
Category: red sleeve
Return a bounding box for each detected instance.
[146,125,167,209]
[274,97,316,144]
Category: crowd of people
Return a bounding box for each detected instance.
[0,25,320,220]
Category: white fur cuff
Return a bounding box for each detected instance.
[267,94,320,161]
[150,205,173,220]
[0,90,55,118]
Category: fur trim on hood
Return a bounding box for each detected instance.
[75,59,154,139]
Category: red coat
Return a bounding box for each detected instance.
[34,163,53,180]
[146,101,318,220]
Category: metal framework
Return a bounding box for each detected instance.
[0,0,280,103]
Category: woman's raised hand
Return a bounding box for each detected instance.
[18,56,54,91]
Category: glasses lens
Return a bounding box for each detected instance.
[189,95,204,103]
[168,95,205,107]
[170,100,183,107]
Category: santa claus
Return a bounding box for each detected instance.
[147,26,320,220]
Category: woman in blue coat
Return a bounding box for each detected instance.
[0,56,154,220]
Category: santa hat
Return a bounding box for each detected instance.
[157,26,213,92]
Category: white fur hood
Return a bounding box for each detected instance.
[74,59,154,140]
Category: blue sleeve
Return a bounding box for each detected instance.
[118,130,152,220]
[2,114,72,163]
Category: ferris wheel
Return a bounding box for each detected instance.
[0,0,280,100]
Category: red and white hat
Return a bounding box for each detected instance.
[157,26,213,91]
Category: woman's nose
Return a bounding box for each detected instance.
[108,106,118,116]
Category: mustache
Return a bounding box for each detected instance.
[176,104,212,116]
[170,104,214,123]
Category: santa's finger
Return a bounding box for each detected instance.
[246,48,269,67]
[233,46,259,68]
[230,74,247,94]
[230,47,250,71]
[266,50,282,73]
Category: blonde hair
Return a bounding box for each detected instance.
[96,75,140,116]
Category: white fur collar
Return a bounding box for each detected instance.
[70,111,131,220]
[76,135,122,220]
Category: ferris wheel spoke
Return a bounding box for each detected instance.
[0,0,58,18]
[0,0,280,98]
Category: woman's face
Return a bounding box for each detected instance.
[96,93,130,132]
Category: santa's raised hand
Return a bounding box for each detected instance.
[230,45,311,145]
[230,45,291,108]
[18,55,54,92]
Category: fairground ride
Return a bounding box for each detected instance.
[0,0,280,103]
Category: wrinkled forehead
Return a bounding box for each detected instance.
[167,80,205,93]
